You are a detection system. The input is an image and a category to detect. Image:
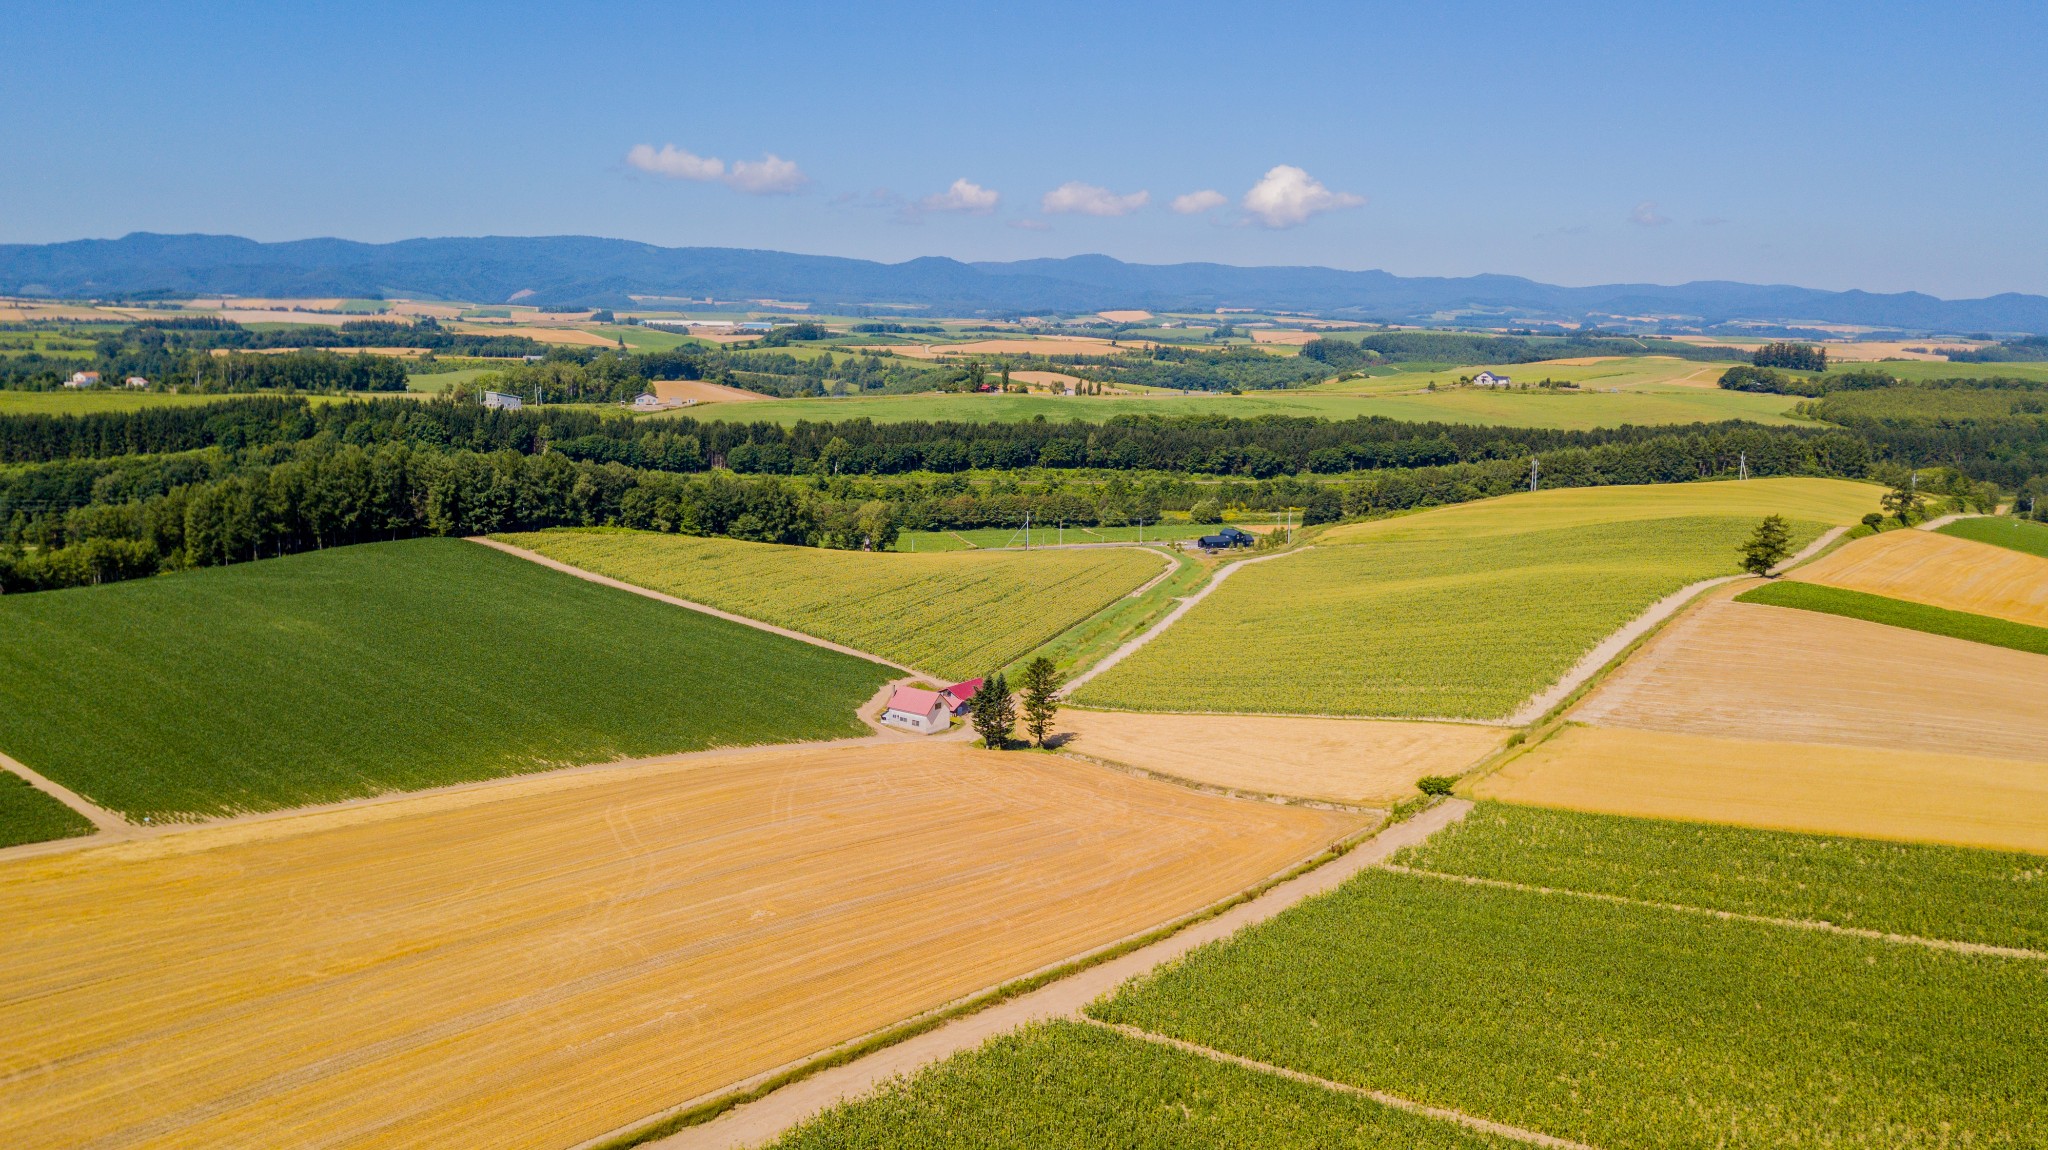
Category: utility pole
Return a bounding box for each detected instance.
[1023,510,1030,550]
[1529,456,1540,493]
[1739,451,1748,481]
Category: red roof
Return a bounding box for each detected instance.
[940,678,985,709]
[884,686,946,715]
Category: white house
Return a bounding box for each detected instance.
[482,390,524,411]
[64,370,102,388]
[629,392,667,411]
[879,685,952,734]
[1472,371,1512,388]
[125,376,150,389]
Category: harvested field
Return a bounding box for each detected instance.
[0,742,1358,1150]
[496,529,1164,680]
[1478,725,2048,854]
[1736,580,2048,657]
[1789,528,2048,628]
[1938,515,2048,559]
[1572,595,2048,762]
[650,378,771,403]
[1056,710,1505,805]
[873,337,1152,359]
[1096,310,1154,322]
[451,323,617,346]
[1249,329,1320,344]
[1008,369,1084,389]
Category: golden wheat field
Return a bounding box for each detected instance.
[650,378,772,403]
[1481,725,2048,853]
[0,742,1355,1150]
[1056,709,1506,805]
[1790,528,2048,627]
[1571,595,2048,761]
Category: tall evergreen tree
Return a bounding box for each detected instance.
[969,671,1014,749]
[1017,656,1063,747]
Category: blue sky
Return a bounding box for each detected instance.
[3,1,2044,296]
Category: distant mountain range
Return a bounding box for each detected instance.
[4,232,2045,333]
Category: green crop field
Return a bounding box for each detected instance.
[891,523,1236,552]
[1073,480,1881,719]
[0,538,892,821]
[0,390,243,416]
[1093,869,2048,1148]
[673,382,1802,431]
[1398,802,2048,950]
[771,1020,1511,1150]
[404,366,493,393]
[495,528,1165,680]
[1736,579,2048,656]
[1939,515,2048,559]
[0,773,94,849]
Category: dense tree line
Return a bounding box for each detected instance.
[1753,341,1828,371]
[1936,335,2048,363]
[0,318,545,392]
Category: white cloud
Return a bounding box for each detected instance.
[1170,189,1229,214]
[626,144,725,182]
[919,178,1001,214]
[625,143,808,195]
[1041,181,1149,217]
[725,154,807,194]
[1241,166,1365,228]
[1630,200,1671,227]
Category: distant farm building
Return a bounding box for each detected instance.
[1197,526,1256,550]
[64,371,101,388]
[125,376,149,388]
[482,390,524,411]
[939,678,984,716]
[880,686,951,733]
[1472,371,1512,387]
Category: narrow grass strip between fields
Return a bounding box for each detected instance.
[1380,864,2048,962]
[1080,1019,1598,1150]
[1736,579,2048,657]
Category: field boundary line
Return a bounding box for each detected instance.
[1918,513,1986,532]
[1082,1019,1599,1150]
[1063,546,1313,695]
[1383,865,2048,962]
[635,800,1474,1150]
[1503,525,1847,726]
[1123,547,1181,598]
[467,537,931,679]
[0,749,131,836]
[1053,748,1385,815]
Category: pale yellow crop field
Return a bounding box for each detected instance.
[1318,477,1883,544]
[496,529,1164,680]
[1057,709,1506,805]
[650,378,772,403]
[0,742,1357,1150]
[1481,725,2048,854]
[1573,596,2048,762]
[1790,528,2048,628]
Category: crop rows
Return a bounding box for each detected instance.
[1790,528,2048,628]
[501,528,1164,680]
[0,773,93,849]
[1939,515,2048,559]
[1076,515,1825,718]
[0,538,891,820]
[1397,801,2048,951]
[1736,579,2048,656]
[1092,869,2048,1148]
[771,1020,1510,1150]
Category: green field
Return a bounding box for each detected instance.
[0,773,94,849]
[404,366,493,393]
[1939,515,2048,559]
[1073,480,1879,719]
[669,380,1802,431]
[1737,579,2048,656]
[891,523,1236,552]
[495,528,1165,681]
[1398,803,2048,950]
[0,390,245,416]
[0,538,892,821]
[771,1020,1511,1150]
[1093,868,2048,1147]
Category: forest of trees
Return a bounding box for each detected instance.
[1753,341,1829,371]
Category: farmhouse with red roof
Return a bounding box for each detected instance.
[879,685,951,734]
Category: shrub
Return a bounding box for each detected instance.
[1417,775,1456,796]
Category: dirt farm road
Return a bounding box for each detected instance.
[1502,524,1849,726]
[1061,546,1313,695]
[639,799,1475,1150]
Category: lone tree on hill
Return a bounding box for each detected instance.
[970,672,1015,748]
[1017,656,1064,747]
[1881,478,1926,526]
[1740,514,1793,576]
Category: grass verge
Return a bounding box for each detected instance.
[1937,515,2048,559]
[1736,579,2048,656]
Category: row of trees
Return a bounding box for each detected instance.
[1753,342,1828,371]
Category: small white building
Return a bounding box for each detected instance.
[879,685,952,734]
[482,390,524,411]
[629,392,666,411]
[125,376,150,389]
[1472,371,1513,388]
[64,371,102,388]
